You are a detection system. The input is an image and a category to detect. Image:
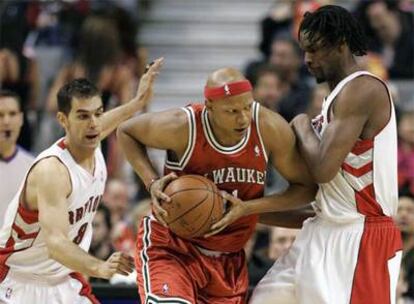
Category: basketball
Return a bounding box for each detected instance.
[162,175,224,239]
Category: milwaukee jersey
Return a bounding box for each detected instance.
[164,102,267,252]
[311,71,398,223]
[0,138,107,283]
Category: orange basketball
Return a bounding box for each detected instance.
[162,175,224,239]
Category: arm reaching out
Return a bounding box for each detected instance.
[99,58,164,140]
[35,158,134,279]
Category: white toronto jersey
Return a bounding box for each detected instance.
[311,71,398,223]
[0,138,107,282]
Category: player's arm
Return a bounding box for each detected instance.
[99,58,163,140]
[291,77,382,183]
[259,205,315,228]
[35,158,133,279]
[117,108,188,225]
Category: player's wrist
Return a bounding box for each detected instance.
[146,176,160,193]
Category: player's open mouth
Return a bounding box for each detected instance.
[85,134,99,140]
[235,128,247,133]
[1,130,12,138]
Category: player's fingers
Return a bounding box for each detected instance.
[152,199,169,227]
[117,262,134,274]
[156,190,172,203]
[204,224,226,238]
[221,192,240,205]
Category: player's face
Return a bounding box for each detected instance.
[58,96,104,149]
[207,92,253,141]
[299,31,341,84]
[0,97,23,146]
[396,197,414,234]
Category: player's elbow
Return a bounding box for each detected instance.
[311,167,336,184]
[45,234,65,260]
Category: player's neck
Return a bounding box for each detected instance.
[64,139,96,174]
[328,62,361,91]
[0,143,17,159]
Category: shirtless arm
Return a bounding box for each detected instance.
[35,158,133,279]
[99,58,163,140]
[117,108,188,224]
[292,77,389,183]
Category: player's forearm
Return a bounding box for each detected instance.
[117,126,158,187]
[47,237,104,278]
[244,184,317,215]
[259,205,315,228]
[100,97,148,139]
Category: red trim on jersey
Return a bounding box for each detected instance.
[0,237,15,283]
[341,162,373,177]
[204,80,252,100]
[17,205,38,224]
[57,139,66,149]
[355,184,384,216]
[12,223,39,240]
[350,217,402,304]
[351,139,373,155]
[69,272,100,304]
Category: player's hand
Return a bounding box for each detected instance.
[98,252,135,279]
[133,57,164,110]
[150,172,177,227]
[204,192,248,238]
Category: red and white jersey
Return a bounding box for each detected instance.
[164,102,268,252]
[0,138,107,283]
[311,71,398,223]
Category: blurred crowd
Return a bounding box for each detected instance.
[0,0,413,302]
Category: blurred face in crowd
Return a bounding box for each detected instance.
[270,40,301,78]
[92,209,110,247]
[254,71,289,109]
[398,111,414,146]
[268,227,298,260]
[307,84,329,118]
[396,196,414,234]
[366,2,400,45]
[57,96,104,151]
[103,179,129,216]
[0,96,22,149]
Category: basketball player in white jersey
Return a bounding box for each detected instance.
[210,5,402,304]
[0,58,163,303]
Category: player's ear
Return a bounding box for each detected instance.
[56,111,68,130]
[205,99,213,110]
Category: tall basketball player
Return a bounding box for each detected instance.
[212,6,402,304]
[0,58,163,303]
[117,67,316,303]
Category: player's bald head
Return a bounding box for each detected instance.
[206,67,246,87]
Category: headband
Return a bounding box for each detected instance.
[204,80,252,100]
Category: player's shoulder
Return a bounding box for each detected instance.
[341,74,388,101]
[31,156,70,184]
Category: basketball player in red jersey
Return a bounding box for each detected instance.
[117,67,316,303]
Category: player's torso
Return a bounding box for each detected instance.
[164,102,267,252]
[0,139,107,281]
[312,71,398,223]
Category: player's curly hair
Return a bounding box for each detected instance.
[299,5,368,56]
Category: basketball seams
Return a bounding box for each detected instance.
[188,186,218,237]
[166,191,209,224]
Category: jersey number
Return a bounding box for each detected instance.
[73,223,88,245]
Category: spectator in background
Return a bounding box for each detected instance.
[396,195,414,300]
[268,227,299,261]
[355,0,414,79]
[398,110,414,196]
[306,83,329,118]
[103,178,130,226]
[0,90,34,228]
[253,65,289,110]
[247,36,311,122]
[90,204,115,283]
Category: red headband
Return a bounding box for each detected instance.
[204,80,252,100]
